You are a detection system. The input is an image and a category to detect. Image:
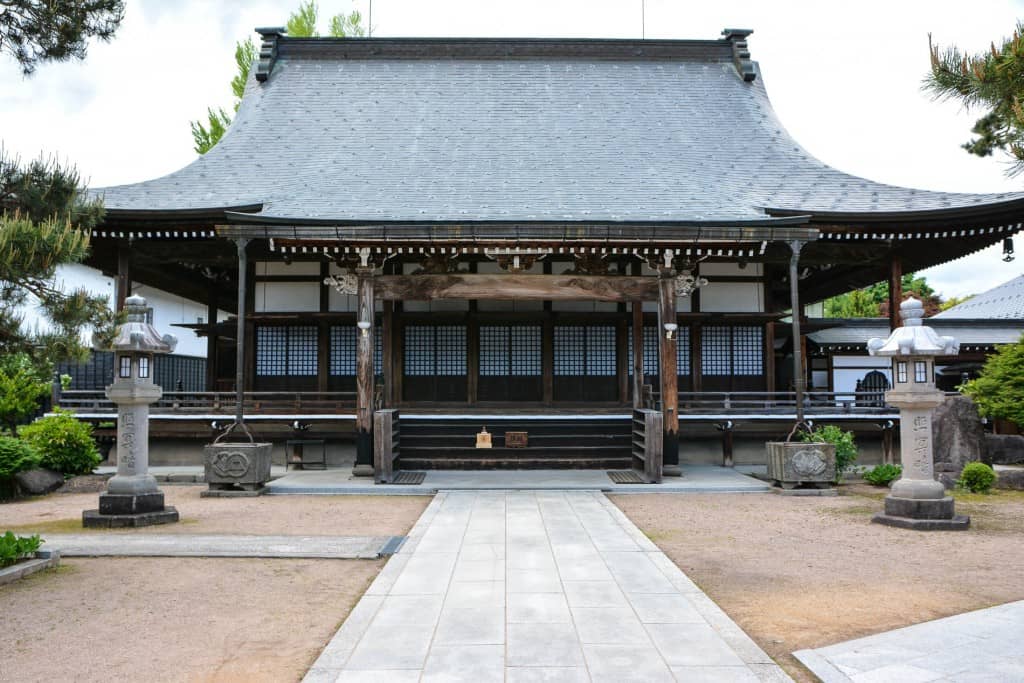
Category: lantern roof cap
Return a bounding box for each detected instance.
[866,298,959,357]
[110,296,177,354]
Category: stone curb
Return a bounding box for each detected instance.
[0,549,61,587]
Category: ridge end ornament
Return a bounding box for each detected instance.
[324,273,359,295]
[675,269,708,297]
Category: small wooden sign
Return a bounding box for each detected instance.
[506,431,528,448]
[475,427,492,449]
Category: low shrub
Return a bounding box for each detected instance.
[800,424,858,483]
[20,411,100,477]
[958,462,997,494]
[0,435,41,497]
[0,531,42,567]
[863,463,902,487]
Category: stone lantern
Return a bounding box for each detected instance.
[866,298,969,530]
[83,295,180,528]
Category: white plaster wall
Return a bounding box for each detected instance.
[256,261,320,276]
[17,264,226,358]
[255,282,320,312]
[700,262,763,277]
[699,282,764,312]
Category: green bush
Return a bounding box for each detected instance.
[0,531,42,567]
[0,435,40,479]
[863,463,902,487]
[0,353,51,437]
[20,411,100,476]
[800,424,858,483]
[958,462,997,493]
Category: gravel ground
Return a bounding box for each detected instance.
[611,486,1024,682]
[0,490,430,682]
[2,485,430,536]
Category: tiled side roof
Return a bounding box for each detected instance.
[933,275,1024,320]
[94,36,1024,223]
[808,318,1024,346]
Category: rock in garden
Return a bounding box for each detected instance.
[984,434,1024,466]
[931,395,984,488]
[14,468,65,495]
[994,466,1024,490]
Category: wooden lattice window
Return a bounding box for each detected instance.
[404,325,466,376]
[329,326,383,375]
[701,326,763,376]
[480,325,542,376]
[256,325,318,376]
[626,325,692,376]
[554,325,616,376]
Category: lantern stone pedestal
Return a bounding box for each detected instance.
[83,296,179,529]
[866,298,969,531]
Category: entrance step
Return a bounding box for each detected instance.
[398,415,632,470]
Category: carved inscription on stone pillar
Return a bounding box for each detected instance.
[120,410,137,468]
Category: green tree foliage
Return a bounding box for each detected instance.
[0,435,40,480]
[20,410,100,476]
[926,24,1024,175]
[800,424,858,483]
[823,274,944,318]
[957,462,997,493]
[0,353,50,437]
[0,0,124,75]
[0,152,120,367]
[940,294,973,311]
[962,335,1024,426]
[191,1,364,154]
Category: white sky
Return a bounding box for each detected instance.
[2,0,1024,300]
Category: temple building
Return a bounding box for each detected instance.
[67,30,1024,479]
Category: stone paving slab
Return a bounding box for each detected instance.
[267,465,772,495]
[793,600,1024,682]
[305,490,790,682]
[41,534,399,559]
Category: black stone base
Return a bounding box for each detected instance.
[872,513,970,531]
[98,492,166,515]
[884,495,955,520]
[871,495,970,531]
[83,507,179,528]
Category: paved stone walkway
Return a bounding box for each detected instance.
[41,534,399,559]
[305,490,789,682]
[794,600,1024,682]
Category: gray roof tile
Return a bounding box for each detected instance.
[933,275,1024,320]
[95,37,1024,223]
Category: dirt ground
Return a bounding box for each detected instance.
[1,485,431,536]
[612,486,1024,682]
[0,491,430,683]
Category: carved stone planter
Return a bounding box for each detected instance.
[766,441,836,489]
[202,441,273,496]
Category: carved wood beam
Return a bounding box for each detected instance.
[372,274,659,301]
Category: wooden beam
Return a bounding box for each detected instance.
[374,274,659,302]
[116,246,132,310]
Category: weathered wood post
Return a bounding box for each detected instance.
[788,240,806,424]
[353,266,375,477]
[631,301,644,408]
[657,258,680,476]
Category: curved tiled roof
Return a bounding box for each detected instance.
[95,35,1024,224]
[933,275,1024,320]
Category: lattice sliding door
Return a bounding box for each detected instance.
[699,325,765,392]
[402,324,468,401]
[478,325,543,401]
[553,324,618,401]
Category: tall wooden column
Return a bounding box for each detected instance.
[631,301,644,408]
[205,291,218,391]
[116,245,132,311]
[353,267,375,477]
[657,270,680,475]
[789,240,806,424]
[888,255,903,331]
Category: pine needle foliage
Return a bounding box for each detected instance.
[925,24,1024,175]
[0,0,124,75]
[191,2,364,155]
[0,151,120,367]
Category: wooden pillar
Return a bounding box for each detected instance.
[657,269,680,474]
[116,245,132,310]
[789,240,806,424]
[631,302,644,408]
[888,255,903,331]
[205,291,218,391]
[616,319,629,403]
[354,268,375,476]
[233,239,250,426]
[383,300,394,407]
